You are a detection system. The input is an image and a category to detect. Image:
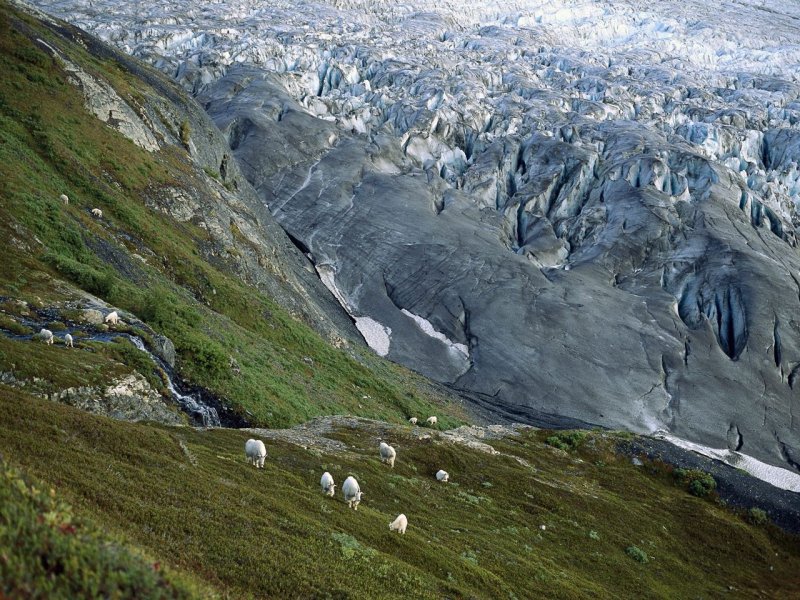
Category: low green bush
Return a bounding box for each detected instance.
[545,430,588,452]
[747,507,769,526]
[0,458,202,598]
[673,468,716,498]
[625,545,649,564]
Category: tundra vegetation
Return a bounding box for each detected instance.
[0,2,798,598]
[1,390,799,598]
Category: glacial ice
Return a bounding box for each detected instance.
[655,430,800,493]
[30,0,800,478]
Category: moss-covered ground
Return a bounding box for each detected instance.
[1,387,798,599]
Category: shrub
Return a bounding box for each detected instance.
[545,430,588,452]
[747,507,768,526]
[44,253,117,298]
[0,459,198,598]
[625,545,649,564]
[179,119,190,147]
[176,331,229,383]
[673,468,716,498]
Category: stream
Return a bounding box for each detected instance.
[0,316,222,427]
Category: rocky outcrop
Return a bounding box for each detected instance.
[39,39,161,152]
[1,370,183,425]
[151,335,175,368]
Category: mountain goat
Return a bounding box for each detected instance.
[389,514,408,534]
[342,476,364,510]
[91,208,102,218]
[426,416,438,427]
[408,417,418,425]
[379,442,396,468]
[39,329,54,345]
[64,333,73,348]
[104,311,119,325]
[245,439,267,468]
[436,470,449,483]
[320,471,336,497]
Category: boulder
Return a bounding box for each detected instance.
[80,309,104,325]
[151,334,176,368]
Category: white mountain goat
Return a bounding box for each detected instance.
[39,328,54,345]
[436,470,449,483]
[104,311,119,325]
[389,514,408,534]
[60,194,69,205]
[408,417,418,425]
[245,439,267,468]
[64,333,73,348]
[379,442,396,468]
[320,471,336,497]
[426,416,438,427]
[91,208,102,218]
[342,476,364,510]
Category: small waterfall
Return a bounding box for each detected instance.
[127,335,221,427]
[0,314,222,427]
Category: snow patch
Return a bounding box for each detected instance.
[400,309,469,359]
[316,264,391,356]
[654,430,800,493]
[355,317,391,356]
[316,264,351,312]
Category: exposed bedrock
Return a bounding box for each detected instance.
[35,0,800,475]
[195,66,800,473]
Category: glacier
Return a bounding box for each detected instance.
[29,0,800,477]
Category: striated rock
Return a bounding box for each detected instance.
[70,373,184,425]
[2,368,183,425]
[34,39,160,152]
[79,309,104,325]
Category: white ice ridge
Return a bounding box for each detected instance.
[401,309,469,359]
[653,430,800,493]
[316,264,392,356]
[31,0,800,223]
[354,317,391,357]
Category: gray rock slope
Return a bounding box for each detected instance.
[31,0,800,473]
[20,0,359,349]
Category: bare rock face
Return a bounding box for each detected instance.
[34,37,161,152]
[29,0,800,474]
[2,369,183,425]
[96,373,184,424]
[151,335,176,368]
[79,309,104,325]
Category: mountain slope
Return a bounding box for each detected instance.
[0,3,798,598]
[33,0,800,476]
[2,386,799,599]
[0,0,468,429]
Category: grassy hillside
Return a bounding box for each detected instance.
[0,455,211,599]
[1,387,798,599]
[1,3,799,598]
[0,0,466,428]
